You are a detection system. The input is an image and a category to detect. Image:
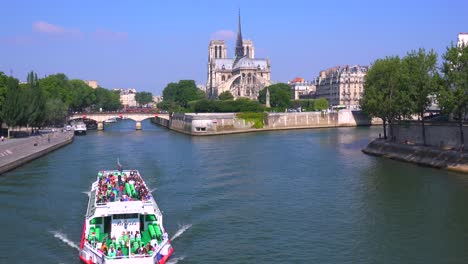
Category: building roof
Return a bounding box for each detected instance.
[233,57,268,70]
[291,77,304,83]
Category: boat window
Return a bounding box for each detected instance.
[113,213,138,219]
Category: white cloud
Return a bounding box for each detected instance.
[32,21,82,36]
[211,29,236,40]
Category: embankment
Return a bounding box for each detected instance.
[362,139,468,173]
[0,132,74,175]
[153,110,381,136]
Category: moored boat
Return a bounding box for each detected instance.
[73,121,87,135]
[79,169,173,264]
[104,117,117,123]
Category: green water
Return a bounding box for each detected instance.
[0,120,467,263]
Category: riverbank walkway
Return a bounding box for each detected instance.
[0,131,74,174]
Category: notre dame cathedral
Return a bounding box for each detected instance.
[206,12,272,99]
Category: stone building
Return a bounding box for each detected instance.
[315,65,368,109]
[206,12,271,99]
[458,32,468,47]
[289,77,317,100]
[85,80,99,89]
[113,88,137,107]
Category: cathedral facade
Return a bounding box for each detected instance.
[206,13,271,100]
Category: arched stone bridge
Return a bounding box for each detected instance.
[69,112,169,130]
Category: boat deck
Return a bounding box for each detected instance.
[95,170,152,205]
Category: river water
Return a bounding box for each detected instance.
[1,120,468,263]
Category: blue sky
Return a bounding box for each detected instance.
[0,0,467,94]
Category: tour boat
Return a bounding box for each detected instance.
[104,117,118,123]
[79,169,173,264]
[73,121,87,135]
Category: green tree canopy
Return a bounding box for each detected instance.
[439,43,468,149]
[402,48,439,145]
[24,71,46,127]
[44,98,68,126]
[0,72,19,124]
[94,88,122,111]
[361,56,410,139]
[69,79,96,111]
[258,83,292,108]
[162,80,205,108]
[1,78,23,130]
[135,91,153,106]
[39,73,73,106]
[218,91,234,101]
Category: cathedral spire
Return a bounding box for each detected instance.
[235,9,244,59]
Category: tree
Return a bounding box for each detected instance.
[361,56,409,139]
[135,91,153,106]
[39,73,73,105]
[0,72,18,125]
[218,91,234,101]
[314,98,329,111]
[94,88,122,111]
[439,43,468,150]
[44,98,68,126]
[258,83,292,108]
[24,71,45,128]
[1,78,23,137]
[70,79,96,112]
[162,80,205,108]
[402,48,439,146]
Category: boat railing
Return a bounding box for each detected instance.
[84,242,105,262]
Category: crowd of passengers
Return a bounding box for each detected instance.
[96,170,151,203]
[88,231,156,258]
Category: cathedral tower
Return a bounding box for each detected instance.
[208,40,227,62]
[235,10,245,60]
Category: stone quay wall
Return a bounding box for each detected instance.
[390,121,468,149]
[0,132,74,175]
[362,139,468,173]
[153,110,380,136]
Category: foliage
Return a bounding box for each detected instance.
[236,112,267,128]
[94,88,122,111]
[162,80,205,108]
[69,79,96,112]
[218,91,234,101]
[439,43,468,149]
[44,98,68,126]
[39,73,73,106]
[402,48,439,145]
[290,99,329,111]
[0,72,18,124]
[361,56,411,139]
[135,91,153,106]
[314,98,329,111]
[258,83,292,108]
[24,71,46,127]
[1,78,23,128]
[190,98,265,113]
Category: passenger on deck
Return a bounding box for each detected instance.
[101,243,108,255]
[146,242,154,253]
[137,244,147,255]
[116,247,123,257]
[108,246,116,258]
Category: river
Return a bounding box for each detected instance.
[1,119,467,263]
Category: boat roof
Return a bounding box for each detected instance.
[86,170,161,219]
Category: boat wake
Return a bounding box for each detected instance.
[150,187,157,193]
[50,231,80,251]
[82,191,90,197]
[167,256,185,264]
[171,224,192,241]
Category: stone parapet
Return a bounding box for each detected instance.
[362,139,468,173]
